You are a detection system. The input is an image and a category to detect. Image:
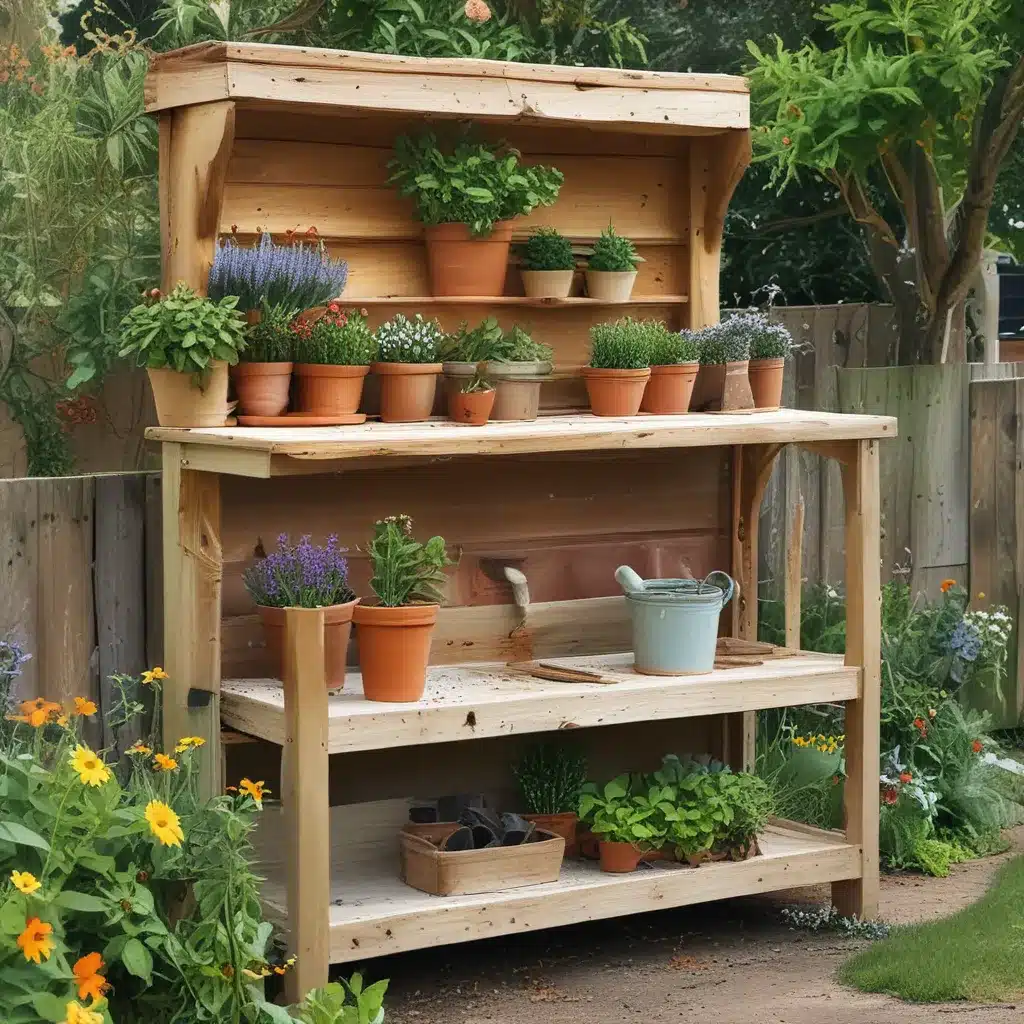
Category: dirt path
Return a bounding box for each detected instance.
[381,826,1023,1024]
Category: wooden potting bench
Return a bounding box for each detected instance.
[145,43,894,999]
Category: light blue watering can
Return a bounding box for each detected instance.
[614,566,736,676]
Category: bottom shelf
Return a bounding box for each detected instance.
[260,822,860,964]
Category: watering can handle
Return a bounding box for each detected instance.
[701,571,735,606]
[614,565,646,595]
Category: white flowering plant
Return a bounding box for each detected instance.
[374,314,444,364]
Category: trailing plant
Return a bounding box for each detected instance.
[587,226,640,272]
[442,317,504,363]
[696,318,751,364]
[388,133,563,237]
[293,974,388,1024]
[374,313,444,364]
[364,514,455,608]
[241,305,294,363]
[118,284,246,384]
[460,370,494,395]
[242,534,354,609]
[588,317,653,369]
[513,743,588,815]
[207,231,349,316]
[520,227,575,271]
[495,324,553,364]
[292,305,377,365]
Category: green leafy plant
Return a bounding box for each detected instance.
[118,284,246,384]
[364,514,455,608]
[588,317,653,369]
[442,317,504,362]
[513,744,588,815]
[460,370,494,395]
[577,775,670,848]
[294,305,377,365]
[294,974,388,1024]
[374,313,444,364]
[494,324,553,364]
[521,227,575,271]
[587,225,640,272]
[649,327,699,366]
[241,305,294,363]
[388,133,563,237]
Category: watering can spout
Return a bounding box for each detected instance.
[614,565,645,595]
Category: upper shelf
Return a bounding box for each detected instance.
[345,295,689,308]
[148,410,898,477]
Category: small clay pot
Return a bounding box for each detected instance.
[523,812,578,856]
[424,221,513,297]
[257,598,359,689]
[577,828,601,861]
[585,270,637,302]
[372,362,442,422]
[690,363,725,412]
[294,364,369,415]
[641,362,698,415]
[598,840,643,873]
[231,362,293,417]
[148,362,232,427]
[353,603,439,702]
[582,367,651,417]
[449,387,495,426]
[721,359,754,411]
[748,357,785,409]
[521,269,574,300]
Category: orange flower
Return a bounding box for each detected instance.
[940,578,956,593]
[9,697,62,728]
[239,778,268,806]
[882,786,899,806]
[153,753,178,772]
[73,953,108,1003]
[972,740,983,754]
[913,717,928,738]
[899,772,912,784]
[17,917,54,963]
[72,697,98,717]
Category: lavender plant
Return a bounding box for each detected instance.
[0,636,31,718]
[375,313,445,364]
[738,311,794,360]
[365,515,454,607]
[697,318,751,365]
[207,232,349,315]
[242,534,355,609]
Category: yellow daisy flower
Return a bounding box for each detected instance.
[72,696,98,717]
[11,870,41,895]
[153,753,178,772]
[141,667,169,685]
[61,1000,104,1024]
[238,778,269,807]
[145,800,184,847]
[174,736,206,753]
[126,742,153,756]
[69,745,111,787]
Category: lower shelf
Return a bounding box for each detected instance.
[259,822,860,964]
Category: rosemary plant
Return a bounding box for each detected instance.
[588,317,654,369]
[514,744,588,815]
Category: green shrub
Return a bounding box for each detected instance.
[588,317,653,369]
[588,225,640,272]
[521,227,575,271]
[650,327,699,365]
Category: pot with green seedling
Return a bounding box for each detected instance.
[448,370,496,426]
[691,317,754,412]
[519,227,576,299]
[231,303,295,416]
[582,317,652,417]
[585,226,642,302]
[578,775,671,873]
[634,322,698,415]
[485,325,553,421]
[292,304,377,415]
[743,312,793,409]
[372,313,445,422]
[441,317,504,407]
[513,743,587,855]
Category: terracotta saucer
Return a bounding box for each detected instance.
[236,413,367,426]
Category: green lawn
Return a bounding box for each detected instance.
[839,855,1024,1002]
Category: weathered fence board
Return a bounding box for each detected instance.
[0,480,39,698]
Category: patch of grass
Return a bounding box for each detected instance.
[839,854,1024,1002]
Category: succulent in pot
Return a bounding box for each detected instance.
[519,227,576,299]
[582,316,652,417]
[448,370,496,427]
[353,515,456,702]
[642,324,700,415]
[585,225,642,302]
[292,304,377,416]
[692,317,754,412]
[372,313,445,422]
[485,325,554,422]
[242,533,358,689]
[119,283,246,427]
[514,743,587,855]
[743,311,792,409]
[389,133,563,296]
[231,304,295,417]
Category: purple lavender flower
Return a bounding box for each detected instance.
[243,534,355,609]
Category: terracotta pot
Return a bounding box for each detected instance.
[582,367,651,417]
[257,599,359,689]
[424,221,513,297]
[521,269,574,299]
[748,357,785,409]
[449,387,495,426]
[353,603,439,702]
[442,362,477,410]
[524,812,578,856]
[577,828,600,860]
[721,359,755,411]
[585,270,637,302]
[230,362,293,417]
[372,362,442,422]
[690,363,726,412]
[148,362,231,427]
[598,840,643,873]
[641,362,698,415]
[294,364,369,415]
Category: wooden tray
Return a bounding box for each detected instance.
[236,412,367,426]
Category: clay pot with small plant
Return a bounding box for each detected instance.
[119,284,246,427]
[519,227,576,299]
[293,304,377,415]
[513,743,588,856]
[389,134,563,297]
[372,313,445,422]
[485,325,553,421]
[585,225,642,301]
[582,317,652,416]
[578,774,670,873]
[691,318,754,412]
[448,370,496,426]
[441,316,504,406]
[353,515,456,702]
[642,325,700,415]
[744,312,793,409]
[242,534,358,689]
[230,305,295,416]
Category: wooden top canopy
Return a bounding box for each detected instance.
[145,41,749,133]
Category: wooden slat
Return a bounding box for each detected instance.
[145,474,165,668]
[0,478,40,700]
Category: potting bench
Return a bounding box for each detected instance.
[145,43,893,999]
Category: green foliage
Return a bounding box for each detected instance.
[388,133,563,236]
[118,284,247,383]
[649,327,699,366]
[242,305,294,363]
[521,227,575,271]
[295,306,377,365]
[577,775,670,848]
[530,0,648,68]
[495,324,553,363]
[513,743,588,815]
[442,317,505,362]
[588,316,653,369]
[294,974,389,1024]
[460,370,493,394]
[374,313,444,364]
[364,514,455,608]
[587,225,639,272]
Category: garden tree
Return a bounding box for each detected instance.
[749,0,1024,364]
[991,133,1024,263]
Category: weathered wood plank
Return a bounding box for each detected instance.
[0,478,40,700]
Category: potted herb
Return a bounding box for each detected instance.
[242,534,358,689]
[744,312,793,409]
[448,370,496,427]
[513,743,587,854]
[585,226,642,302]
[578,775,669,873]
[372,313,445,422]
[231,304,294,417]
[486,325,554,421]
[582,317,652,417]
[389,134,563,297]
[519,227,576,299]
[642,325,700,415]
[119,284,246,427]
[691,318,755,412]
[353,515,455,702]
[441,317,504,406]
[292,303,377,416]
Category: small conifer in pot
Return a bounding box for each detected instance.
[585,226,643,302]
